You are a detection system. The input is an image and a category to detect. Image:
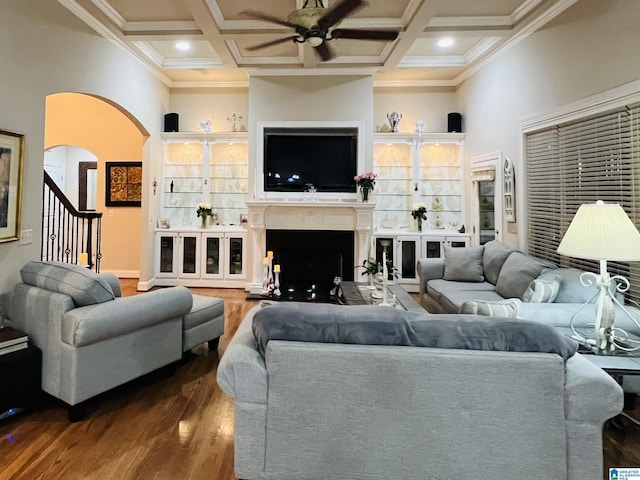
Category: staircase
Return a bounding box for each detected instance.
[42,171,102,271]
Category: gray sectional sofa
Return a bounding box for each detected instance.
[218,302,623,480]
[417,240,640,337]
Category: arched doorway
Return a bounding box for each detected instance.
[45,93,149,277]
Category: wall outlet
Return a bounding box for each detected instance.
[19,229,33,245]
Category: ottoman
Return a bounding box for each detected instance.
[183,295,225,352]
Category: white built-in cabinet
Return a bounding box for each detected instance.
[372,233,470,292]
[161,132,249,228]
[373,133,465,232]
[154,228,247,287]
[157,132,249,287]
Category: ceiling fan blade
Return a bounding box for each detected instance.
[239,10,300,29]
[318,0,365,30]
[315,42,335,61]
[331,29,399,41]
[245,36,299,51]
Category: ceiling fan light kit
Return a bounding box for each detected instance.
[242,0,399,61]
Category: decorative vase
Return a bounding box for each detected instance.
[361,188,370,202]
[417,217,423,232]
[387,111,402,133]
[200,215,209,229]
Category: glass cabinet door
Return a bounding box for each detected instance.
[478,180,495,245]
[156,233,177,277]
[397,236,419,282]
[226,234,246,278]
[423,238,444,258]
[202,234,223,279]
[179,233,200,278]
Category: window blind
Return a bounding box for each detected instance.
[526,103,640,304]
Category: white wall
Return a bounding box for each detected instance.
[0,0,169,294]
[374,87,458,134]
[169,88,249,133]
[248,75,375,175]
[457,0,640,249]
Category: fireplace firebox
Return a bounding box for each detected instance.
[266,229,354,301]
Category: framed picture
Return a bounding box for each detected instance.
[0,129,24,243]
[157,218,171,229]
[105,161,142,207]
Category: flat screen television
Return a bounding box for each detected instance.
[263,127,358,193]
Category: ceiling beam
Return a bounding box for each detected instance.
[382,0,440,70]
[182,0,235,66]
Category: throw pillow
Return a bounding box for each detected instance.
[494,252,557,300]
[443,245,485,282]
[252,303,578,361]
[20,260,115,306]
[482,240,515,285]
[522,274,561,303]
[459,298,521,318]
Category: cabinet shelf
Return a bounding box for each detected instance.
[373,135,464,231]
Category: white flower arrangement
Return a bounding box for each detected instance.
[411,202,427,220]
[196,202,213,218]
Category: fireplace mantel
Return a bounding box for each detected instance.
[246,200,375,293]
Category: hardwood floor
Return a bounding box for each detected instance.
[0,280,638,479]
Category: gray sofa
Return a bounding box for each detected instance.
[417,240,640,337]
[0,261,224,420]
[218,303,623,480]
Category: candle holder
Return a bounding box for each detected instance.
[267,251,275,295]
[274,269,281,297]
[379,250,392,306]
[261,257,269,295]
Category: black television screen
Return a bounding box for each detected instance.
[263,127,358,193]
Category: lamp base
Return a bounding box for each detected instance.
[569,269,640,354]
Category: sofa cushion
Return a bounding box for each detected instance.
[20,260,115,306]
[251,302,578,361]
[443,245,485,282]
[459,298,522,318]
[184,295,224,330]
[439,289,506,313]
[482,240,516,285]
[522,274,561,303]
[495,252,557,300]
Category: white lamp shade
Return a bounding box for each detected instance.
[557,201,640,261]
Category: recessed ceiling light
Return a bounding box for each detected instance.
[176,41,191,51]
[437,38,454,48]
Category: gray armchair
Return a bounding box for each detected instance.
[0,261,194,421]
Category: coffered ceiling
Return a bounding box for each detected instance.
[58,0,579,88]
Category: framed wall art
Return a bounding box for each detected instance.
[0,129,24,243]
[105,161,142,207]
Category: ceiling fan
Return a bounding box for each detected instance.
[240,0,400,61]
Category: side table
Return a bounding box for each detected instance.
[0,344,42,420]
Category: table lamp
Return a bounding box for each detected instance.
[557,200,640,353]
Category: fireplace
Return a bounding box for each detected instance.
[266,230,354,300]
[246,200,374,295]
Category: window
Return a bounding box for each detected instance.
[525,103,640,303]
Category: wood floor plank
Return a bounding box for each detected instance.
[0,280,636,480]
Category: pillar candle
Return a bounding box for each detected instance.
[382,251,388,281]
[267,250,274,259]
[79,252,88,266]
[274,264,281,272]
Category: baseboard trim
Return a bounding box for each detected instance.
[137,278,155,291]
[101,269,139,278]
